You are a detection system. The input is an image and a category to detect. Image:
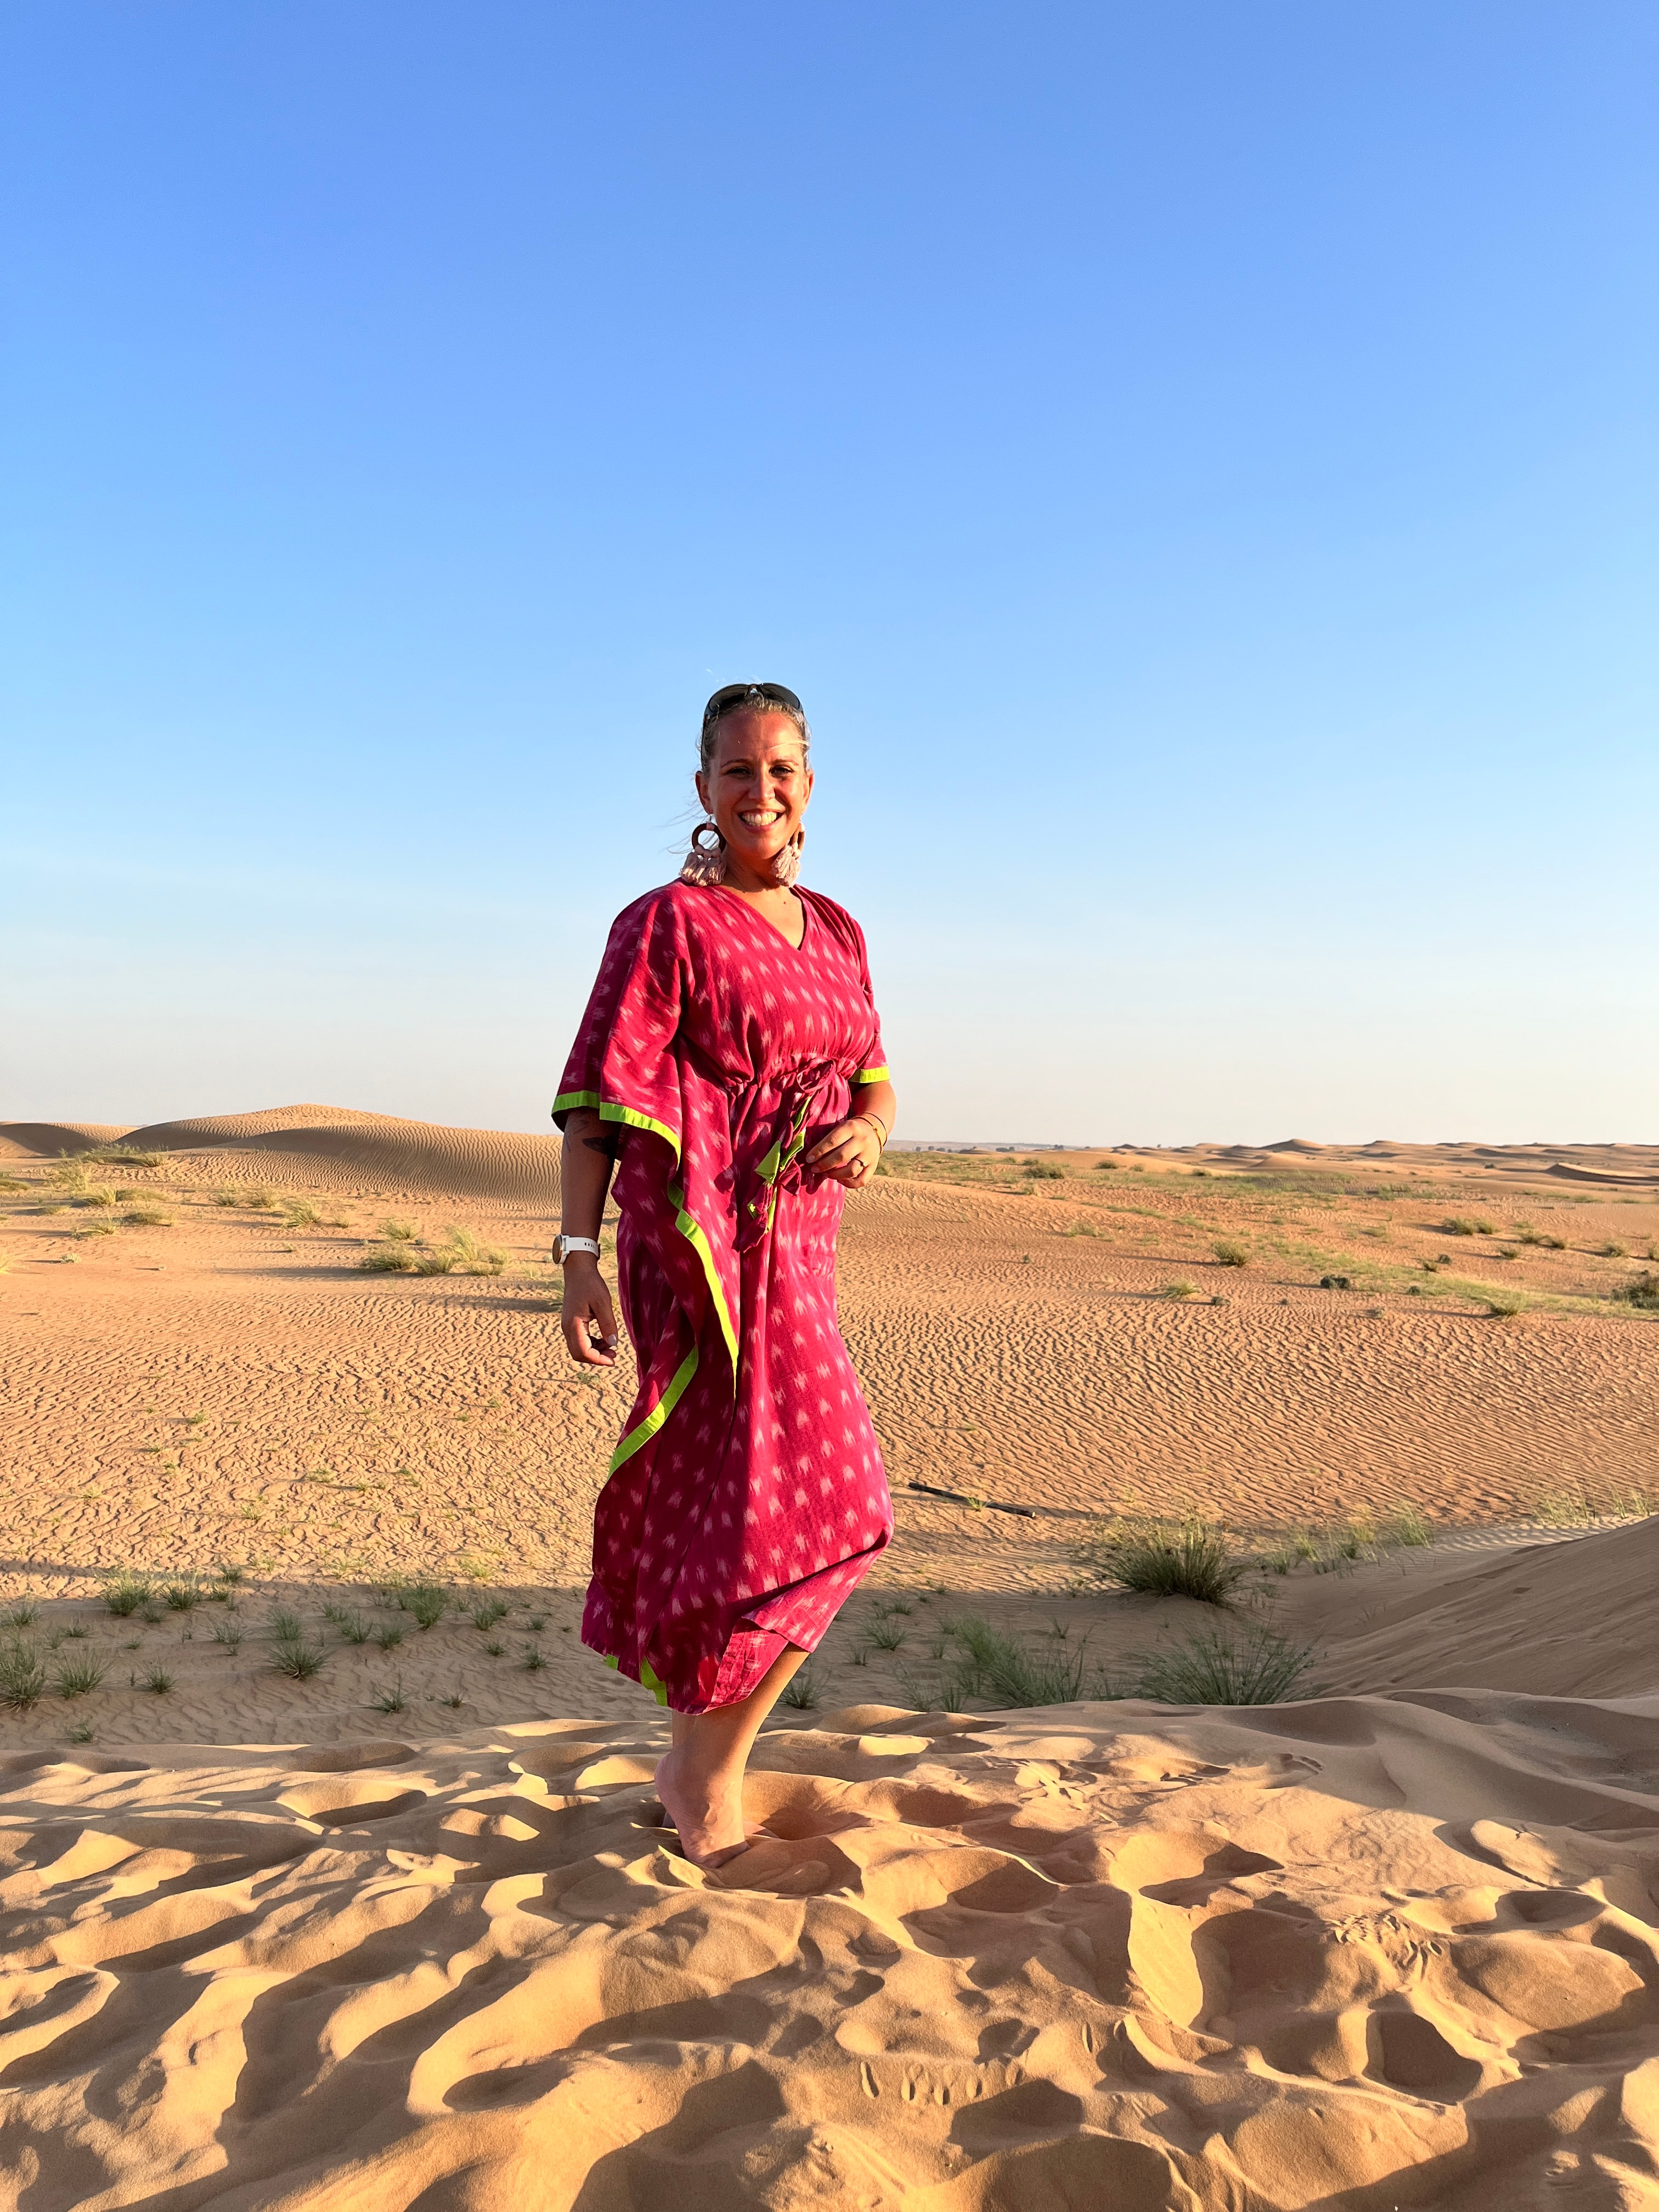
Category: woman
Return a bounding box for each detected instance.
[554,681,898,1871]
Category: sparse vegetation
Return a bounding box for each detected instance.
[371,1679,405,1713]
[2,1600,38,1629]
[1129,1624,1316,1706]
[373,1623,405,1651]
[520,1645,547,1671]
[283,1200,323,1229]
[780,1663,819,1709]
[468,1598,509,1630]
[414,1227,507,1277]
[913,1616,1094,1708]
[269,1608,304,1641]
[1441,1217,1495,1237]
[868,1617,907,1650]
[122,1206,173,1228]
[405,1585,448,1629]
[380,1218,420,1242]
[1599,1241,1631,1260]
[103,1575,154,1618]
[1161,1279,1198,1300]
[1612,1272,1659,1311]
[162,1583,200,1612]
[211,1619,244,1651]
[0,1640,48,1709]
[1486,1290,1528,1318]
[1075,1515,1249,1605]
[1212,1240,1250,1267]
[138,1663,175,1695]
[357,1244,420,1272]
[54,1650,108,1698]
[272,1639,326,1680]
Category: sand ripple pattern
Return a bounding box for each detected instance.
[5,1694,1659,2208]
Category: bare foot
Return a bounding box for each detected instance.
[654,1748,751,1870]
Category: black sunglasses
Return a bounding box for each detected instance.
[701,680,804,726]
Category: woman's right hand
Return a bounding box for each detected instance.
[561,1255,619,1366]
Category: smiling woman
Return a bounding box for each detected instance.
[551,682,898,1872]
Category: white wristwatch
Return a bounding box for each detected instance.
[556,1235,601,1263]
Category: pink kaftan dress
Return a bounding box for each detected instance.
[553,880,893,1713]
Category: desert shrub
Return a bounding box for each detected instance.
[162,1583,200,1611]
[244,1187,278,1210]
[283,1200,323,1229]
[1024,1162,1065,1180]
[371,1680,406,1712]
[357,1244,420,1272]
[46,1159,95,1194]
[405,1585,448,1629]
[1486,1290,1527,1318]
[54,1650,108,1698]
[0,1640,47,1711]
[332,1610,371,1644]
[416,1228,506,1277]
[74,1222,117,1240]
[1075,1515,1249,1604]
[103,1575,153,1618]
[273,1640,325,1680]
[1380,1503,1435,1548]
[1161,1280,1198,1300]
[923,1616,1094,1708]
[76,1187,117,1209]
[1128,1624,1316,1707]
[868,1617,906,1650]
[2,1600,38,1630]
[269,1608,303,1642]
[469,1597,509,1629]
[1212,1240,1250,1268]
[138,1663,174,1694]
[90,1147,162,1168]
[1441,1217,1494,1237]
[1612,1272,1659,1311]
[780,1663,819,1709]
[373,1623,404,1650]
[380,1218,420,1242]
[210,1619,243,1651]
[1599,1241,1631,1259]
[520,1644,547,1671]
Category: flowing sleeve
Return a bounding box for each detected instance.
[552,891,689,1144]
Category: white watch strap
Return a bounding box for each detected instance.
[557,1235,601,1261]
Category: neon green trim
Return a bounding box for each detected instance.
[854,1065,889,1085]
[607,1345,699,1475]
[553,1089,601,1116]
[597,1100,680,1151]
[596,1649,668,1707]
[566,1094,738,1382]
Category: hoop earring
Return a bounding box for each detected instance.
[771,826,804,888]
[680,820,727,887]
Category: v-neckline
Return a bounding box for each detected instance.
[714,884,809,954]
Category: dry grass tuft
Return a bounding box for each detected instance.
[1129,1624,1316,1706]
[123,1206,173,1227]
[1212,1240,1250,1268]
[1075,1515,1250,1605]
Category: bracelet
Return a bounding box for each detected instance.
[855,1110,889,1153]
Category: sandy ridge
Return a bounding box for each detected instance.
[4,1694,1659,2208]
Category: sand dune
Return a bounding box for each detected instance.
[1,1105,562,1206]
[5,1693,1659,2208]
[4,1107,1659,2205]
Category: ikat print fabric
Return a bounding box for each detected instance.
[554,882,893,1712]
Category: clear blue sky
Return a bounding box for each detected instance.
[5,3,1655,1143]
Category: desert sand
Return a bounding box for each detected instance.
[3,1108,1659,2207]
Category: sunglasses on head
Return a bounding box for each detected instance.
[702,681,804,726]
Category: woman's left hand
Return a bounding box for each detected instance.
[803,1114,884,1188]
